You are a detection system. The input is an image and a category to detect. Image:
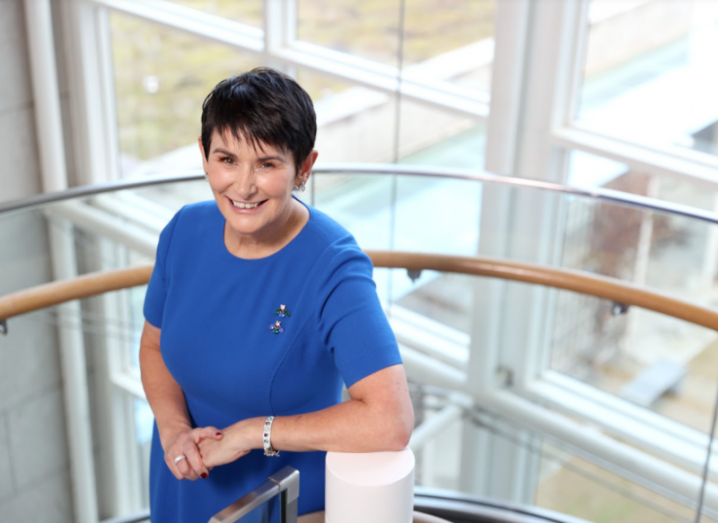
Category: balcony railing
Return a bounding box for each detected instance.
[3,164,718,522]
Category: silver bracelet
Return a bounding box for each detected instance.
[263,416,280,457]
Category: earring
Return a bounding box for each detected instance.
[204,173,209,181]
[296,181,306,192]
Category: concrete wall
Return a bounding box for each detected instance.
[0,0,42,203]
[0,1,74,521]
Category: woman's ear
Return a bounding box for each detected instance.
[198,137,209,172]
[298,150,319,184]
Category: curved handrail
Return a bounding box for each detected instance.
[0,265,154,324]
[2,251,717,333]
[2,163,718,225]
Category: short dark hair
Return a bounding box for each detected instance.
[200,67,317,171]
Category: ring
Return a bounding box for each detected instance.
[174,454,187,465]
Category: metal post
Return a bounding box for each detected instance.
[209,467,300,523]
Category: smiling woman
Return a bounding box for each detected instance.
[197,69,320,258]
[200,130,317,259]
[138,68,414,523]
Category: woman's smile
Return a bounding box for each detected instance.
[228,198,267,211]
[200,129,315,258]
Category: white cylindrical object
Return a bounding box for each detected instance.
[326,449,415,523]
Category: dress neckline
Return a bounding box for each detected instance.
[217,196,313,262]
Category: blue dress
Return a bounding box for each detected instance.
[143,200,401,523]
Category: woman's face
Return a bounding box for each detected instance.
[200,129,315,245]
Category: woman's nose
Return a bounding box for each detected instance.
[233,166,256,196]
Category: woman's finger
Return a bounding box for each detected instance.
[165,454,184,480]
[196,426,223,441]
[185,444,209,479]
[175,455,198,481]
[164,428,219,480]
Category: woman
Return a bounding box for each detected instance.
[140,67,414,523]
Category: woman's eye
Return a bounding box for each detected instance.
[260,162,275,169]
[220,157,233,164]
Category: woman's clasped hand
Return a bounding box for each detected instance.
[163,426,225,481]
[196,418,262,469]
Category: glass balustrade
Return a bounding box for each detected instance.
[2,168,718,523]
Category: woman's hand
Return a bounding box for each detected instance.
[163,426,224,480]
[199,418,263,468]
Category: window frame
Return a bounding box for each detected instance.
[59,0,718,517]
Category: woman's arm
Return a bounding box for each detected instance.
[199,363,414,467]
[273,363,414,451]
[139,320,223,479]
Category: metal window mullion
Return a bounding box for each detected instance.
[287,39,491,102]
[506,0,590,387]
[528,2,589,388]
[543,370,712,445]
[554,0,591,129]
[284,0,297,45]
[264,0,292,71]
[45,219,100,523]
[483,0,532,174]
[271,45,489,118]
[482,388,718,512]
[95,239,144,514]
[462,0,593,503]
[61,0,117,185]
[95,7,121,183]
[527,376,715,476]
[84,0,487,120]
[460,0,535,501]
[88,0,263,51]
[552,126,718,187]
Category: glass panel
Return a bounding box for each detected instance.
[567,150,718,296]
[402,0,495,66]
[296,0,402,66]
[311,172,395,249]
[6,164,718,517]
[402,0,495,94]
[109,12,262,178]
[166,0,263,28]
[550,289,718,433]
[703,416,718,522]
[578,0,718,158]
[387,117,484,322]
[0,209,52,296]
[399,120,486,170]
[411,386,463,490]
[394,273,476,334]
[135,398,154,506]
[296,68,353,102]
[312,83,400,163]
[554,150,718,431]
[536,441,700,522]
[296,0,495,95]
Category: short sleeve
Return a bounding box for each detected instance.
[143,209,181,328]
[317,242,402,388]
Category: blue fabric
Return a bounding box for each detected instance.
[143,200,401,523]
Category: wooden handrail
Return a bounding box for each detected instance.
[0,264,154,321]
[1,251,717,333]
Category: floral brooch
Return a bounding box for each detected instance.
[269,304,291,334]
[269,320,284,334]
[275,304,291,318]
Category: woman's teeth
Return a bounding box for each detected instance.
[232,200,260,209]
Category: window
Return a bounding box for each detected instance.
[577,0,718,161]
[58,1,718,521]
